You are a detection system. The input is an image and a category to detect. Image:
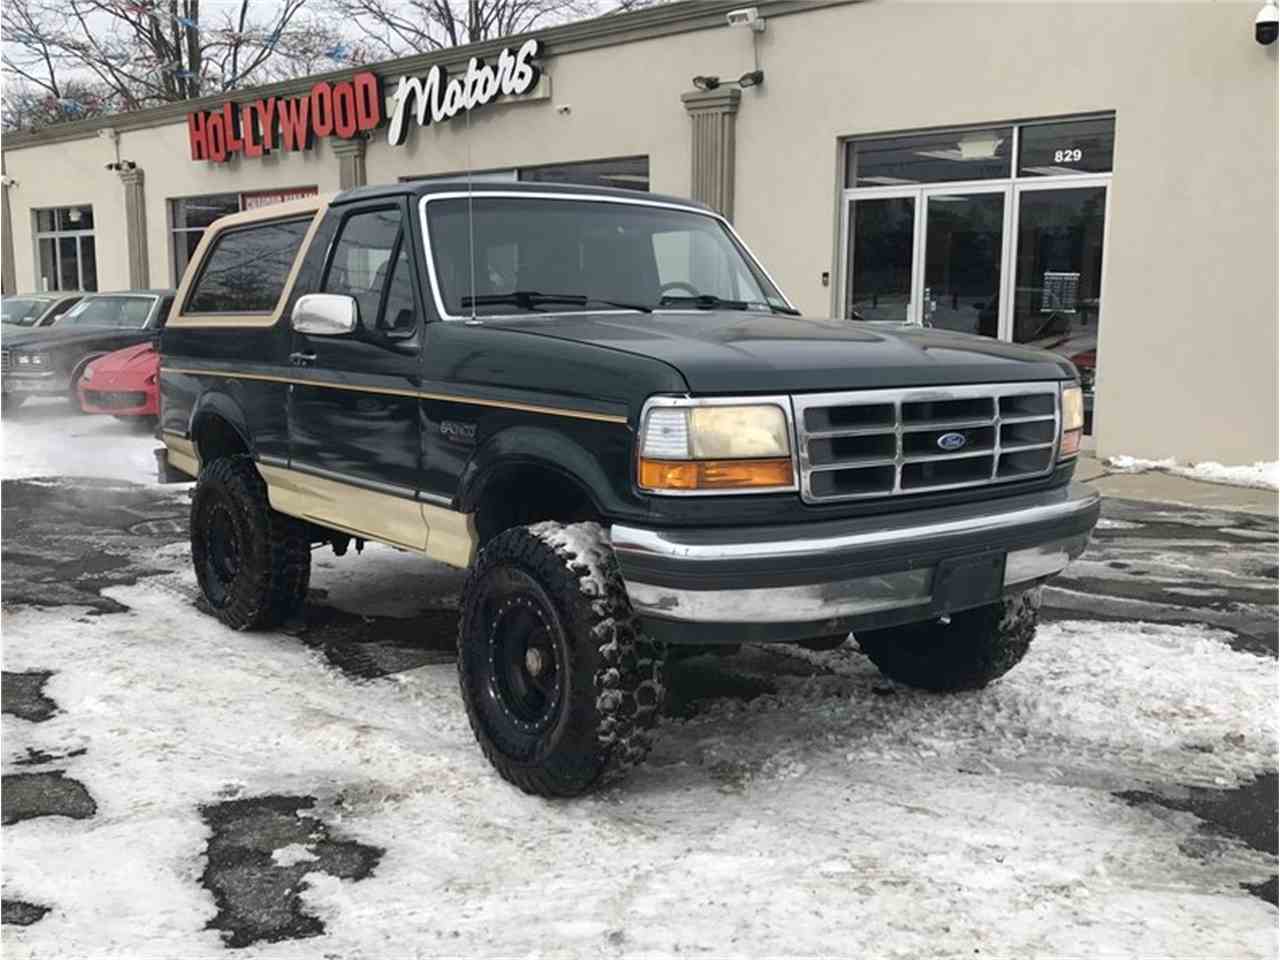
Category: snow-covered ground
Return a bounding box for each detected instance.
[1106,455,1280,492]
[2,399,1277,957]
[1,398,157,483]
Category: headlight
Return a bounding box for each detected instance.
[82,363,96,381]
[638,399,795,493]
[1059,384,1084,459]
[16,353,47,367]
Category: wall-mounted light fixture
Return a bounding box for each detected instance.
[692,75,721,91]
[737,70,764,88]
[104,160,138,171]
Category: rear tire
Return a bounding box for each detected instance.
[190,455,310,630]
[457,521,666,797]
[854,588,1041,691]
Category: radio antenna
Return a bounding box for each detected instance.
[466,95,477,321]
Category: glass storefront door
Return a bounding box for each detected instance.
[841,118,1112,435]
[921,190,1006,337]
[845,194,916,323]
[1012,183,1108,433]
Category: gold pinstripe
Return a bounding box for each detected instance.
[160,366,630,424]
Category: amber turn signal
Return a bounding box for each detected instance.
[1059,428,1082,458]
[638,457,793,491]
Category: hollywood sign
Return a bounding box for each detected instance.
[186,39,542,163]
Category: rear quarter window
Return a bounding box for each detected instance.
[185,218,311,314]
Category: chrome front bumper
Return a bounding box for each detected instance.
[611,483,1100,644]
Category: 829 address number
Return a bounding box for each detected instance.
[1054,148,1083,163]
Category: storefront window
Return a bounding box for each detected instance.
[169,188,316,286]
[846,127,1012,187]
[1012,186,1106,434]
[405,157,650,192]
[33,205,96,291]
[1018,118,1115,177]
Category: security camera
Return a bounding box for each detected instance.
[726,7,766,32]
[1258,1,1278,44]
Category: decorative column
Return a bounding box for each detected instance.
[1,157,16,295]
[332,135,368,191]
[681,86,741,220]
[118,166,150,288]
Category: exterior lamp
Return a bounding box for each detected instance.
[737,70,764,88]
[692,75,721,91]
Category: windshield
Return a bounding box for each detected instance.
[425,196,790,318]
[2,298,51,326]
[59,296,153,328]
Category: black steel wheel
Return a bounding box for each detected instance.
[458,522,666,797]
[190,455,311,630]
[854,588,1042,692]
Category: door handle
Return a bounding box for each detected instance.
[289,351,316,366]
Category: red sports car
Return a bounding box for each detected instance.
[77,342,159,422]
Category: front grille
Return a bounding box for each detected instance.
[1,350,9,374]
[84,390,147,410]
[793,382,1060,503]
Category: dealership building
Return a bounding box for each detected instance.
[2,0,1276,464]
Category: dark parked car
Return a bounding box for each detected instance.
[1,293,82,333]
[159,184,1098,797]
[2,289,174,412]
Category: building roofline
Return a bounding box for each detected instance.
[3,0,854,151]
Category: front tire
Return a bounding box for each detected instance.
[457,522,666,797]
[190,455,311,630]
[854,588,1041,692]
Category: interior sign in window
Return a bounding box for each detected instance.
[386,39,542,146]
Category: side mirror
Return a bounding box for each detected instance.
[292,293,357,336]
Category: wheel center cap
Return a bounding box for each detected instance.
[525,647,546,677]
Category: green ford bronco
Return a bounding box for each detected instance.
[158,181,1099,796]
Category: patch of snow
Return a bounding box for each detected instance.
[3,580,1275,958]
[2,399,159,483]
[271,843,320,867]
[1106,455,1280,491]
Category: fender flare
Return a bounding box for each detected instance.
[457,425,626,517]
[189,390,254,460]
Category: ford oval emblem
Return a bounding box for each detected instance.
[937,431,968,452]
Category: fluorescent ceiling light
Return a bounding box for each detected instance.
[916,133,1006,163]
[1022,165,1087,177]
[859,175,916,185]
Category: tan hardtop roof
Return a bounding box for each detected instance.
[210,192,338,231]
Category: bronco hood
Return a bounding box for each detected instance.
[484,312,1076,393]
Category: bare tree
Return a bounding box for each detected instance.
[1,79,116,131]
[326,0,657,58]
[2,0,352,114]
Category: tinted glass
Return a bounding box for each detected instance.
[520,156,650,192]
[427,197,785,316]
[80,236,98,291]
[58,236,79,289]
[847,196,915,322]
[847,127,1011,187]
[2,298,51,326]
[60,296,154,327]
[58,206,93,230]
[323,208,402,329]
[1019,118,1115,177]
[173,231,204,287]
[37,238,56,291]
[1013,186,1106,435]
[36,210,56,233]
[186,218,311,313]
[171,193,240,230]
[922,193,1004,337]
[379,245,417,333]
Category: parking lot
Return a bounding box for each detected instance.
[2,398,1276,958]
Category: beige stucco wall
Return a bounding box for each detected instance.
[729,1,1278,464]
[3,1,1276,463]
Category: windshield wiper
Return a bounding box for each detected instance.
[659,294,801,316]
[460,292,651,313]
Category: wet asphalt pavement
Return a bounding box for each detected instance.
[1,473,1276,944]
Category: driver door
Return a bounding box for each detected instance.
[288,200,425,498]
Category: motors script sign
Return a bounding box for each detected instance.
[185,39,543,163]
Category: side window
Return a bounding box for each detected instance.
[155,297,175,328]
[186,218,311,313]
[322,207,413,333]
[49,297,80,320]
[378,245,417,333]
